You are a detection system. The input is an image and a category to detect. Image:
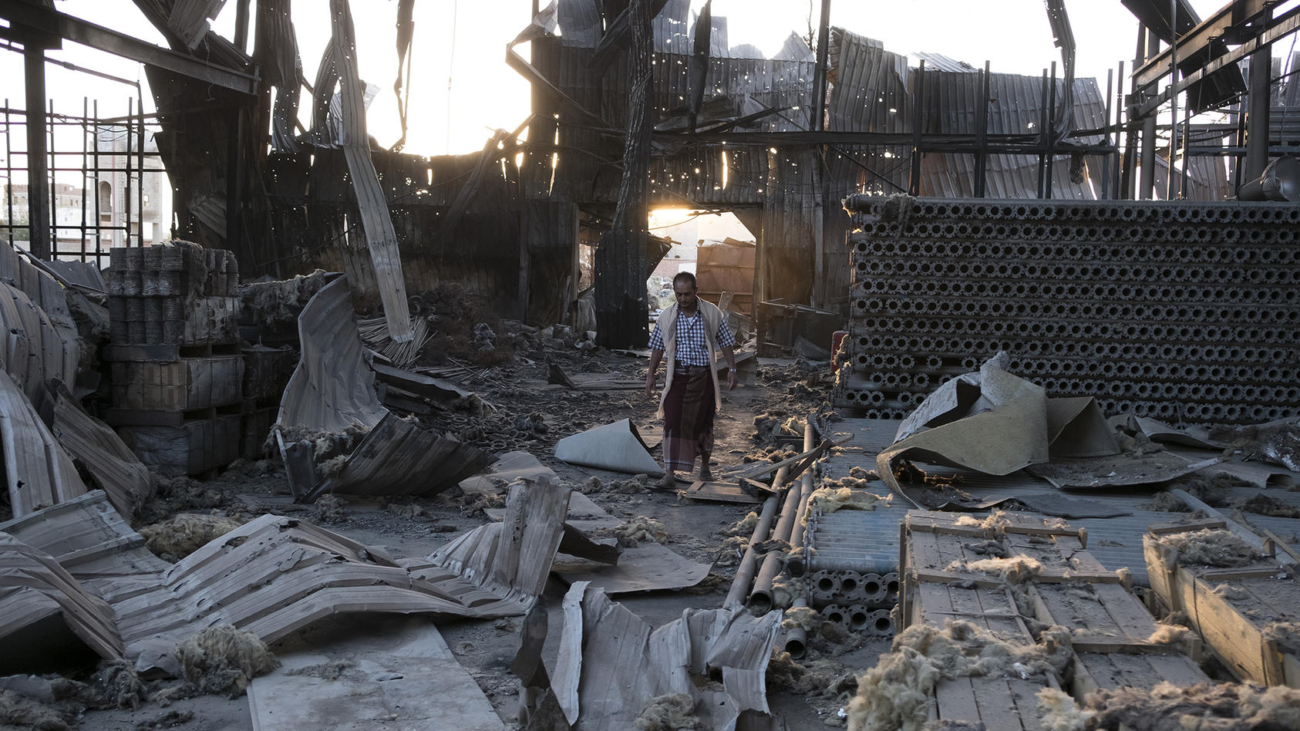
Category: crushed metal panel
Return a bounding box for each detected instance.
[552,581,781,730]
[417,477,572,609]
[43,259,106,293]
[247,616,506,731]
[276,276,385,434]
[312,412,493,498]
[0,490,168,603]
[0,370,88,518]
[0,533,124,672]
[254,0,303,154]
[50,382,155,518]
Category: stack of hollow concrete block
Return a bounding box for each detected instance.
[105,242,244,476]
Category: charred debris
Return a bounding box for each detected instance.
[4,0,1300,729]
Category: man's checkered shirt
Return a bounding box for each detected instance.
[649,309,735,366]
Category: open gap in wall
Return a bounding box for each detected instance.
[647,209,755,323]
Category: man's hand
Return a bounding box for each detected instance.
[645,372,657,400]
[727,370,738,391]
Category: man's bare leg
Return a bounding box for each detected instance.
[699,459,713,482]
[657,471,678,489]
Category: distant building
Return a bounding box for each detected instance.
[0,125,168,259]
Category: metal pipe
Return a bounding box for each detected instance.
[1166,0,1178,201]
[723,483,783,611]
[975,60,990,197]
[910,60,925,195]
[747,471,802,614]
[785,421,818,576]
[784,598,810,659]
[1045,61,1057,199]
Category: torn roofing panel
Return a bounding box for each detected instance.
[552,582,781,730]
[417,475,573,608]
[165,0,229,49]
[0,370,88,519]
[276,275,385,433]
[0,490,169,603]
[312,412,493,498]
[49,381,155,519]
[328,0,412,342]
[109,477,570,674]
[0,533,124,672]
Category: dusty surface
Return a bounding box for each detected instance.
[62,353,870,731]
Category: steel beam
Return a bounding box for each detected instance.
[1133,8,1300,118]
[1134,0,1272,88]
[23,40,50,259]
[0,3,258,95]
[1244,44,1272,182]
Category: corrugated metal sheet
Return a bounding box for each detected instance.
[0,532,124,671]
[314,412,493,498]
[0,243,80,407]
[276,276,385,435]
[113,479,570,673]
[0,490,169,603]
[912,52,978,73]
[50,384,154,520]
[0,369,88,520]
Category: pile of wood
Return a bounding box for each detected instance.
[104,243,246,475]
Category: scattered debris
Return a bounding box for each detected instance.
[1145,492,1190,512]
[1154,529,1260,567]
[139,514,243,561]
[804,486,889,522]
[633,693,705,731]
[311,494,346,523]
[1035,687,1093,731]
[847,621,1073,731]
[174,625,279,697]
[0,689,73,731]
[601,516,668,548]
[1083,681,1300,731]
[386,502,425,519]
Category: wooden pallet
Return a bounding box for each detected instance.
[1144,527,1299,687]
[898,509,1211,729]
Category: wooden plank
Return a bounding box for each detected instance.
[934,676,981,726]
[682,480,763,504]
[1180,567,1272,685]
[1148,518,1226,536]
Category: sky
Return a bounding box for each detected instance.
[0,0,1279,223]
[1,1,1244,154]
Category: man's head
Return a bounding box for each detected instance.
[672,272,698,310]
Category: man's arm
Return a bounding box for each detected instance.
[715,316,738,390]
[645,348,664,399]
[721,346,737,390]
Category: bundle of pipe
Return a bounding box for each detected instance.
[835,197,1300,425]
[747,420,816,614]
[722,478,783,611]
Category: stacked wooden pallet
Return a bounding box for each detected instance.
[105,243,244,475]
[899,509,1208,729]
[1144,518,1300,688]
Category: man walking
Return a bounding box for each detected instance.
[645,272,737,489]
